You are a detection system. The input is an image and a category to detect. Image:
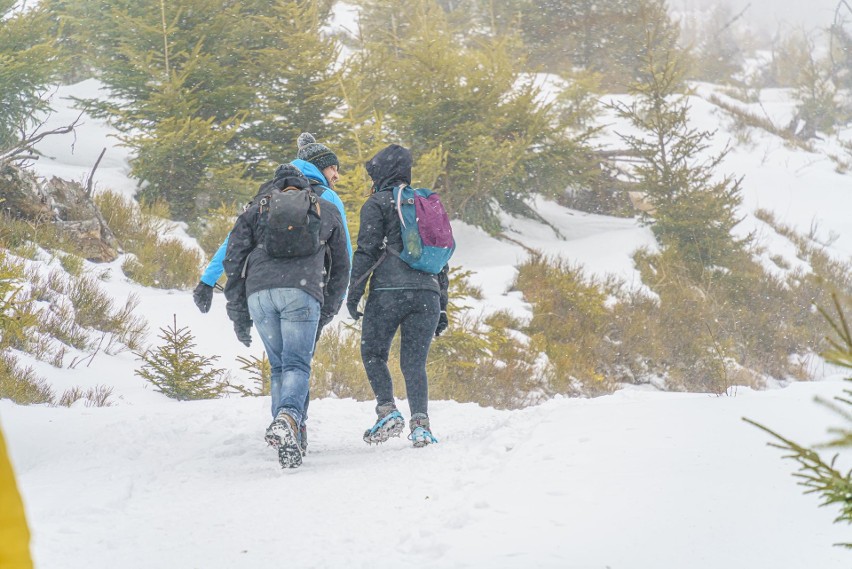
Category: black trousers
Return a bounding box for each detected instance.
[360,289,440,416]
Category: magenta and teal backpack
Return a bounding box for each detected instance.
[390,184,455,274]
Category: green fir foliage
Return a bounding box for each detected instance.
[609,17,746,278]
[233,352,271,397]
[0,1,62,156]
[349,0,597,232]
[134,315,226,401]
[46,0,339,219]
[329,48,394,247]
[791,47,843,138]
[518,0,679,92]
[745,294,852,547]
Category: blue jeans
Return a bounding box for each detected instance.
[247,288,320,426]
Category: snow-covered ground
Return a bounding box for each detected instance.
[2,382,849,569]
[2,70,852,567]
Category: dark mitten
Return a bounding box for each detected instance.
[435,311,448,337]
[315,312,334,344]
[346,299,363,321]
[233,319,252,347]
[193,282,214,313]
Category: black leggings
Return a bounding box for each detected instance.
[360,289,440,416]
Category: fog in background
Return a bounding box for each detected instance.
[673,0,845,33]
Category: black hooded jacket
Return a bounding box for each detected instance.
[223,172,350,322]
[347,145,449,308]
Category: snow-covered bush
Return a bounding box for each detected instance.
[0,215,91,261]
[24,266,149,358]
[57,385,114,408]
[190,202,238,260]
[312,270,546,409]
[515,254,617,396]
[95,190,203,289]
[0,352,53,405]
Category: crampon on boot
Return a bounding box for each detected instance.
[408,413,438,448]
[363,403,405,445]
[265,410,303,468]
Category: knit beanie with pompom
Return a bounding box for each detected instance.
[296,132,339,172]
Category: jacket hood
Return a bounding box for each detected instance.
[291,159,329,187]
[365,144,412,192]
[248,164,311,203]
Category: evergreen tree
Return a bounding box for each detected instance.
[134,315,226,400]
[829,7,852,90]
[349,0,596,232]
[760,30,843,137]
[46,0,339,219]
[610,9,746,275]
[328,46,393,247]
[0,1,62,158]
[234,353,271,397]
[683,4,747,84]
[519,0,679,92]
[791,43,842,138]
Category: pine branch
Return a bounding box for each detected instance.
[743,417,852,521]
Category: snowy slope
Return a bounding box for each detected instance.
[2,382,850,569]
[28,80,136,197]
[1,69,851,567]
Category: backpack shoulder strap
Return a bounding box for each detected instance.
[310,180,328,197]
[350,237,391,289]
[395,184,414,225]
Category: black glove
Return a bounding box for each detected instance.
[233,319,252,347]
[193,282,214,313]
[315,312,334,343]
[346,299,363,321]
[435,311,448,337]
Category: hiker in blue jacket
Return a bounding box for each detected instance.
[192,134,351,454]
[192,133,352,313]
[223,164,350,468]
[346,144,449,448]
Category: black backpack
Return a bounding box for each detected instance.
[258,180,323,258]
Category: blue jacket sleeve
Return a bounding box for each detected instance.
[320,189,352,262]
[199,235,230,286]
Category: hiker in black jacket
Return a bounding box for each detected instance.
[346,144,449,448]
[224,164,350,468]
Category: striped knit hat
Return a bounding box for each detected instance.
[296,132,339,171]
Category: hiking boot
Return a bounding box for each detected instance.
[363,402,405,445]
[408,413,438,448]
[265,415,308,455]
[265,410,303,468]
